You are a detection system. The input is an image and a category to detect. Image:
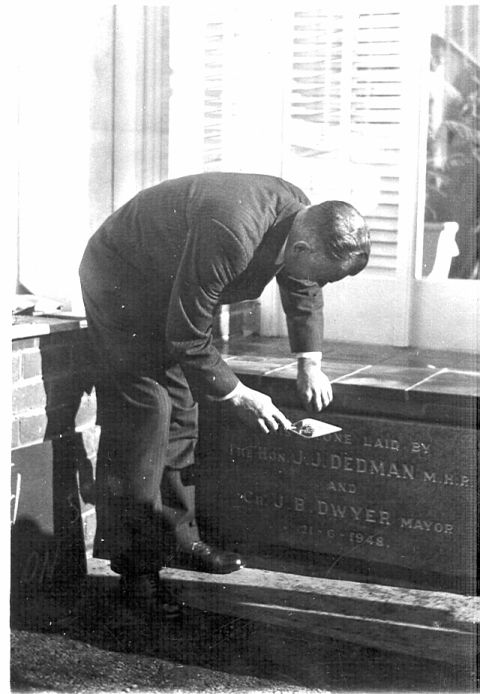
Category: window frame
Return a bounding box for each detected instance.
[409,2,479,352]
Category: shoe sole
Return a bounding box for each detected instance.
[168,558,245,574]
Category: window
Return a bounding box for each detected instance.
[421,4,479,280]
[167,2,478,350]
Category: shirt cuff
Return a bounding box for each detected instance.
[210,380,243,401]
[296,351,322,364]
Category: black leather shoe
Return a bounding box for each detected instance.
[119,572,180,618]
[170,541,244,574]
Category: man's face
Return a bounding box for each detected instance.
[284,245,352,286]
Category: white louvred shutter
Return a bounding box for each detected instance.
[203,17,225,170]
[283,5,404,276]
[288,9,346,157]
[349,9,402,274]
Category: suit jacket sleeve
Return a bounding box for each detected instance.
[276,269,324,353]
[166,218,247,399]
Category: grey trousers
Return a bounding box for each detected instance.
[80,242,201,575]
[93,366,201,574]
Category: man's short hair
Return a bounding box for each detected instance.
[305,200,371,275]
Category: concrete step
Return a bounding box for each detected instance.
[88,558,478,665]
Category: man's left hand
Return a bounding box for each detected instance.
[296,358,333,412]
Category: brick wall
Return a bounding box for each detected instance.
[11,327,100,592]
[12,329,97,447]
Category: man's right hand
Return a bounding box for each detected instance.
[225,383,292,434]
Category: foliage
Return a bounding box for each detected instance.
[425,56,479,224]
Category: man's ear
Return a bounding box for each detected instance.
[292,240,311,255]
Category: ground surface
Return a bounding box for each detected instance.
[10,571,476,694]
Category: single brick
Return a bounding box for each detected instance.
[12,380,47,414]
[11,419,20,448]
[12,338,39,351]
[12,353,21,382]
[19,412,48,446]
[21,349,42,380]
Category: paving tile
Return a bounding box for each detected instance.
[219,338,480,395]
[321,341,398,364]
[334,364,442,391]
[455,353,480,371]
[409,369,480,398]
[226,355,295,375]
[382,348,479,372]
[219,336,292,358]
[263,360,370,382]
[221,337,479,375]
[324,361,373,382]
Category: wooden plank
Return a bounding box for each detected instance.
[159,567,478,664]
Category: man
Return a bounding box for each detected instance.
[79,172,370,609]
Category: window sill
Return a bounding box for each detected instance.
[12,314,88,341]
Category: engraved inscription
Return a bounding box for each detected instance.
[423,471,471,487]
[228,444,472,489]
[296,524,386,548]
[212,413,476,576]
[400,518,454,534]
[238,489,456,540]
[326,480,357,494]
[363,436,400,451]
[329,454,415,480]
[316,500,391,525]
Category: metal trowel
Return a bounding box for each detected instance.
[290,418,342,438]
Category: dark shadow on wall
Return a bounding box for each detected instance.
[11,334,98,622]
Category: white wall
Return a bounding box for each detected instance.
[17,5,114,312]
[411,280,480,352]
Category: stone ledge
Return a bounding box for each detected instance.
[12,315,88,340]
[160,567,478,665]
[87,557,479,664]
[218,336,479,426]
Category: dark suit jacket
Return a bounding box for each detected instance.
[79,172,324,399]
